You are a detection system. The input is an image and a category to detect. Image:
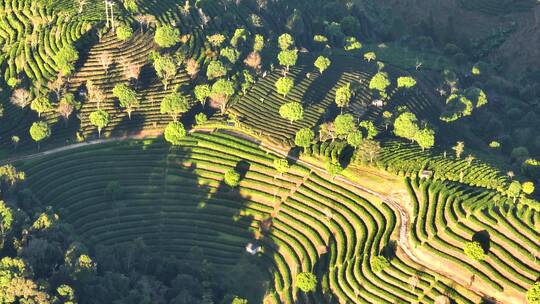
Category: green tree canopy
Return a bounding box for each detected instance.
[224,169,241,188]
[153,54,177,90]
[273,158,290,175]
[195,112,208,125]
[0,201,13,249]
[364,52,376,62]
[112,84,139,119]
[210,79,235,114]
[369,72,390,95]
[164,121,186,145]
[334,114,356,139]
[344,36,362,51]
[393,112,419,141]
[89,109,110,137]
[295,128,314,153]
[413,128,435,151]
[194,84,211,105]
[277,49,298,70]
[160,92,189,121]
[507,181,522,200]
[275,77,294,97]
[154,25,180,48]
[220,47,240,64]
[295,272,317,293]
[325,161,343,178]
[279,102,304,124]
[278,33,294,50]
[232,297,248,304]
[253,34,265,52]
[397,76,417,89]
[30,97,53,118]
[371,255,390,272]
[527,282,540,304]
[347,131,363,149]
[335,83,352,109]
[359,120,377,140]
[116,24,134,41]
[206,60,227,80]
[463,241,485,261]
[54,44,79,76]
[314,56,331,74]
[29,121,51,144]
[522,181,535,195]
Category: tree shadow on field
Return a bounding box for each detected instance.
[381,240,397,261]
[311,232,340,303]
[472,230,491,253]
[287,147,302,167]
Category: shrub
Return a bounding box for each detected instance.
[371,255,389,272]
[224,169,240,187]
[154,25,180,48]
[463,241,485,261]
[164,121,186,145]
[195,113,208,125]
[296,272,317,293]
[116,24,133,41]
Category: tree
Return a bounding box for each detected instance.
[527,282,540,304]
[325,161,343,179]
[194,113,207,125]
[369,72,390,96]
[364,52,376,62]
[29,121,51,149]
[220,47,240,64]
[112,84,139,119]
[10,88,31,109]
[244,52,261,71]
[295,128,314,153]
[295,272,317,293]
[160,92,189,121]
[344,36,362,51]
[277,49,298,72]
[232,297,248,304]
[356,139,381,164]
[273,158,290,176]
[393,112,419,141]
[279,102,303,124]
[206,60,227,80]
[253,34,264,52]
[154,25,180,48]
[334,114,356,139]
[414,128,435,151]
[116,24,133,41]
[522,182,535,195]
[164,121,186,145]
[86,80,105,108]
[397,76,417,89]
[314,56,331,74]
[98,51,113,74]
[278,33,294,50]
[210,79,235,114]
[185,58,200,79]
[53,44,79,76]
[335,83,352,110]
[57,93,78,123]
[207,34,226,48]
[371,255,389,272]
[275,77,294,98]
[153,54,177,90]
[30,97,53,118]
[0,201,13,250]
[89,110,110,137]
[359,121,378,140]
[453,141,465,159]
[347,131,363,149]
[463,241,485,261]
[224,169,241,188]
[507,181,522,202]
[194,84,211,106]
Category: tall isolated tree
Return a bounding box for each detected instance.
[164,121,186,145]
[347,130,363,149]
[206,60,227,80]
[273,158,290,176]
[278,33,294,50]
[369,71,390,97]
[334,114,356,139]
[29,121,51,150]
[112,83,139,119]
[335,83,352,111]
[86,80,105,108]
[253,34,265,52]
[160,92,189,121]
[275,76,294,98]
[153,54,177,90]
[277,49,298,72]
[295,272,317,293]
[414,128,435,151]
[53,44,79,76]
[30,97,53,118]
[393,112,419,142]
[0,201,13,250]
[116,24,133,41]
[359,120,378,139]
[224,169,241,188]
[397,76,417,89]
[463,241,485,261]
[10,88,31,109]
[194,84,211,107]
[220,47,240,65]
[154,25,180,48]
[314,56,331,74]
[279,102,303,124]
[364,52,376,62]
[295,128,314,153]
[210,79,235,114]
[89,109,110,137]
[244,52,262,71]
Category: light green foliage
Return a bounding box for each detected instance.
[160,92,189,121]
[278,49,298,69]
[116,24,133,41]
[279,102,303,123]
[335,83,352,109]
[334,114,356,138]
[295,272,317,293]
[393,112,419,141]
[207,34,226,48]
[54,44,79,76]
[347,131,363,148]
[369,72,390,94]
[211,79,235,98]
[325,161,343,178]
[0,201,13,249]
[206,60,227,80]
[507,181,522,199]
[472,66,481,76]
[413,128,435,151]
[313,35,328,43]
[153,54,177,89]
[522,182,535,195]
[440,94,474,122]
[463,241,485,261]
[241,70,255,94]
[29,121,51,143]
[489,141,501,149]
[397,76,417,89]
[32,212,57,231]
[344,36,362,51]
[359,121,377,139]
[224,169,241,187]
[30,97,53,117]
[154,25,180,48]
[273,158,290,175]
[295,128,314,152]
[89,110,110,137]
[527,282,540,304]
[0,256,26,290]
[231,28,248,48]
[253,34,265,52]
[278,33,294,50]
[364,52,376,62]
[221,47,240,64]
[123,0,139,12]
[453,141,465,159]
[465,87,488,108]
[275,77,294,97]
[164,121,186,145]
[57,284,76,303]
[0,165,25,186]
[195,113,208,126]
[194,84,211,105]
[314,56,331,74]
[112,84,139,119]
[232,297,248,304]
[371,255,390,272]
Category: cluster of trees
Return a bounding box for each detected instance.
[393,112,435,151]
